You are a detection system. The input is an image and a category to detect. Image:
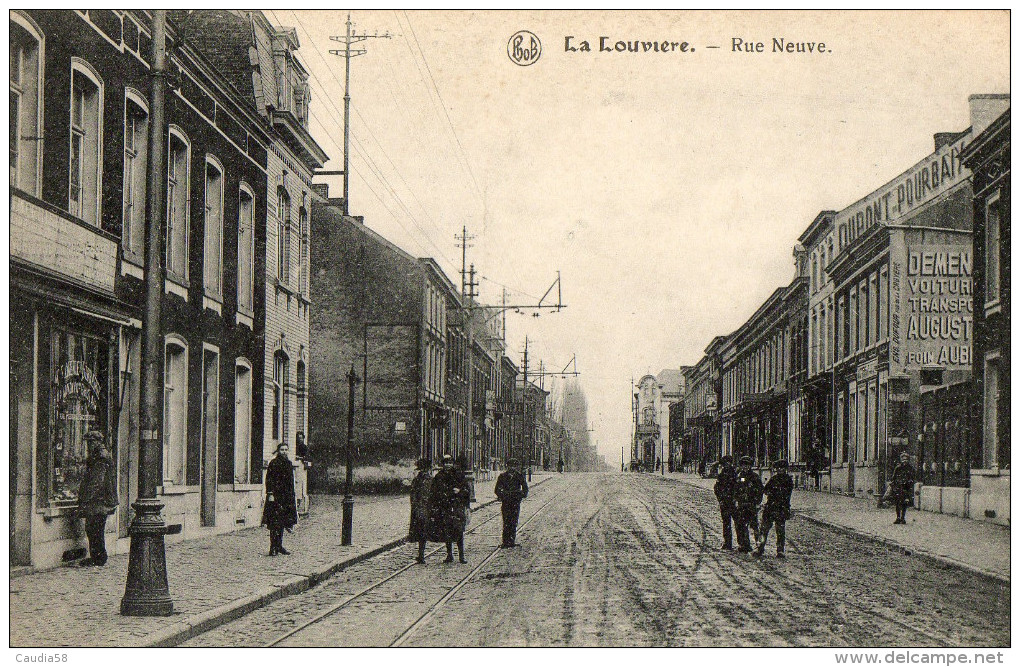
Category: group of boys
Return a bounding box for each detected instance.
[714,455,793,557]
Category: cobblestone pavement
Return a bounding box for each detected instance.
[9,473,545,647]
[182,473,1010,647]
[673,472,1010,581]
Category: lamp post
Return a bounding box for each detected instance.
[121,9,173,616]
[341,365,360,546]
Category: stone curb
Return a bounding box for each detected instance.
[145,478,548,647]
[661,474,1010,587]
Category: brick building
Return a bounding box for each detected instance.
[308,203,461,489]
[961,103,1010,525]
[10,10,280,569]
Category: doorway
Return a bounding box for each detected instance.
[201,347,219,527]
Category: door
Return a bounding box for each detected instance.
[234,363,252,484]
[201,348,219,527]
[847,381,857,496]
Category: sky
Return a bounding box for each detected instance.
[273,10,1009,465]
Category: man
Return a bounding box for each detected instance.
[495,458,529,548]
[757,460,794,558]
[890,452,916,525]
[432,454,469,563]
[733,455,764,553]
[77,430,118,566]
[713,455,738,550]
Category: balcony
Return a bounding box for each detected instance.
[11,190,117,296]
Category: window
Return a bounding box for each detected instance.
[810,312,818,375]
[163,337,188,485]
[870,272,880,346]
[47,327,110,505]
[826,299,834,367]
[10,14,42,195]
[811,253,818,291]
[867,381,877,461]
[860,279,869,350]
[234,360,252,483]
[277,187,291,284]
[273,351,289,444]
[879,266,889,342]
[983,354,999,468]
[849,288,858,355]
[837,391,847,463]
[68,61,103,225]
[203,158,224,299]
[296,361,306,438]
[237,185,255,313]
[167,130,190,282]
[299,199,309,295]
[122,95,148,260]
[986,196,1001,303]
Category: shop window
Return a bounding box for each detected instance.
[163,337,188,486]
[122,94,148,261]
[237,184,255,313]
[203,157,224,299]
[10,13,42,196]
[234,360,252,484]
[167,129,191,283]
[983,354,999,468]
[68,60,103,225]
[986,195,1001,304]
[48,328,109,506]
[867,381,877,461]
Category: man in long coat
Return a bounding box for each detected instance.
[756,460,794,557]
[733,455,764,553]
[408,458,432,563]
[262,443,298,556]
[495,458,529,548]
[713,455,738,550]
[890,452,916,524]
[77,430,118,566]
[430,454,469,563]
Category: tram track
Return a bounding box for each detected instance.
[263,481,569,648]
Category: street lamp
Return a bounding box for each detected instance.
[341,365,360,546]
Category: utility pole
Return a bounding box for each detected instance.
[342,365,360,545]
[329,14,391,215]
[520,337,530,481]
[122,9,173,616]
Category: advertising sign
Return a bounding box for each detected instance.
[892,244,973,371]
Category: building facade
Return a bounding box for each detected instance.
[10,10,282,568]
[961,104,1010,525]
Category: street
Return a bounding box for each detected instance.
[183,474,1009,647]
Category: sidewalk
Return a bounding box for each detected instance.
[666,472,1010,583]
[9,473,552,647]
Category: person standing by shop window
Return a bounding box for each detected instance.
[262,443,298,556]
[76,430,117,566]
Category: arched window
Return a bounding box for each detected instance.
[237,183,255,313]
[203,156,224,299]
[277,186,291,284]
[122,90,148,261]
[10,12,43,196]
[272,350,289,445]
[163,335,188,485]
[167,127,191,282]
[234,358,253,483]
[298,195,309,295]
[68,59,103,225]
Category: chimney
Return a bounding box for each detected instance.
[311,183,329,199]
[933,132,963,151]
[968,94,1010,137]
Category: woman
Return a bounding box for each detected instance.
[408,458,432,563]
[430,454,469,563]
[262,443,298,556]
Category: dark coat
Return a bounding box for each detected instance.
[78,451,118,516]
[408,470,432,542]
[734,469,764,512]
[495,469,529,504]
[762,471,794,522]
[889,462,916,504]
[262,454,298,530]
[714,464,737,509]
[429,467,470,541]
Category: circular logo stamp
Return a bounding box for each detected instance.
[507,30,541,66]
